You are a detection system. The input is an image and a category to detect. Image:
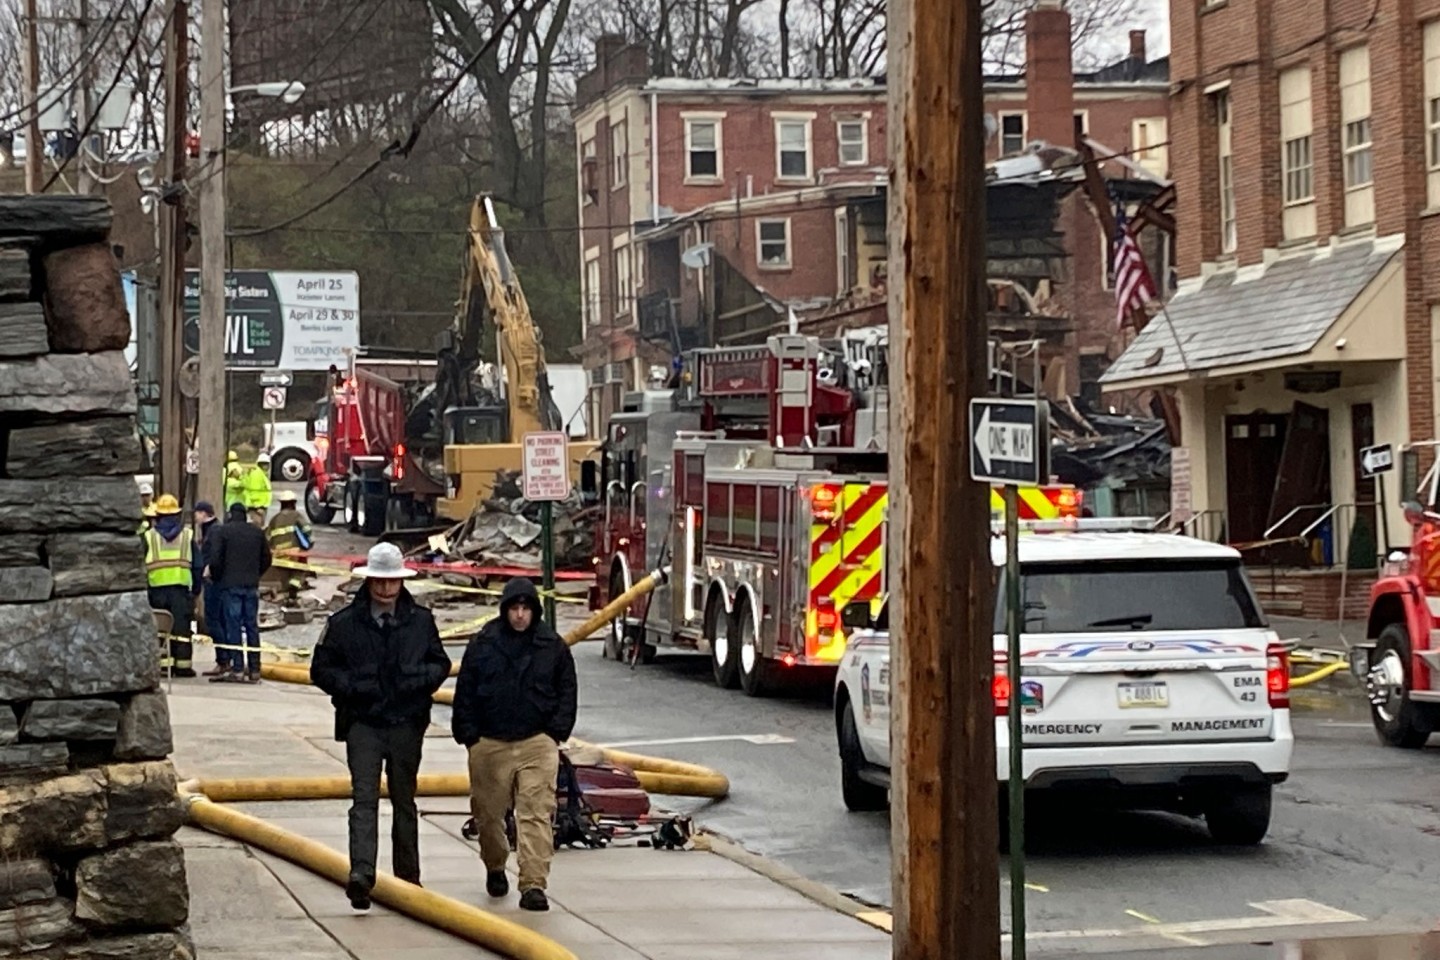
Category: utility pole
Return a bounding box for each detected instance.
[75,0,95,193]
[887,0,997,959]
[21,0,42,193]
[157,0,188,500]
[196,0,226,510]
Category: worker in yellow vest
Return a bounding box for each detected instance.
[144,494,197,678]
[243,453,273,526]
[224,451,246,514]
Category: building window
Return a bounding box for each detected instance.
[999,112,1026,155]
[835,208,850,296]
[685,118,721,180]
[1131,117,1168,177]
[1426,21,1440,205]
[775,117,813,180]
[1073,110,1089,139]
[1279,65,1316,240]
[613,245,631,320]
[837,119,867,165]
[1215,90,1236,254]
[583,252,601,329]
[581,138,597,203]
[1340,45,1374,226]
[757,219,791,268]
[611,120,627,187]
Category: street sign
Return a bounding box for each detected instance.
[259,370,293,387]
[969,398,1050,485]
[1361,443,1394,478]
[184,448,199,475]
[522,431,571,501]
[261,386,288,411]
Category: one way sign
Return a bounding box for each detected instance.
[1360,443,1393,478]
[969,398,1050,486]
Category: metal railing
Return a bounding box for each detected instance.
[1172,509,1227,543]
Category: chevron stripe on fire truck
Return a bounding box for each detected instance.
[810,482,888,616]
[989,485,1073,520]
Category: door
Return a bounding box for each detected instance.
[1225,412,1288,544]
[1350,403,1379,569]
[1265,402,1331,566]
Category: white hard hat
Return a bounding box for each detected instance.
[352,542,415,580]
[138,481,154,496]
[257,452,272,464]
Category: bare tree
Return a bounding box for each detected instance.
[562,0,777,79]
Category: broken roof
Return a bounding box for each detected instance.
[1101,236,1403,386]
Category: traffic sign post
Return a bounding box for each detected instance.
[261,386,287,410]
[259,370,293,387]
[969,397,1050,960]
[1361,443,1395,555]
[523,431,570,626]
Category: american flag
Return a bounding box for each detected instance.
[1112,203,1157,329]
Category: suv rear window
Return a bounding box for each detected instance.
[993,560,1266,634]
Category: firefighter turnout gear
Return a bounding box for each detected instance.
[144,518,195,677]
[266,506,311,554]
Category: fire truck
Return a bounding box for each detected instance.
[1352,443,1440,748]
[587,331,1079,696]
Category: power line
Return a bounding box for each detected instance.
[0,0,126,127]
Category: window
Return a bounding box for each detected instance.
[1131,117,1168,177]
[993,560,1267,634]
[580,137,597,202]
[835,209,850,296]
[611,120,627,187]
[757,219,791,268]
[1214,91,1236,254]
[775,117,812,180]
[837,119,867,165]
[685,117,721,180]
[1279,65,1315,240]
[613,244,631,320]
[583,252,601,329]
[1426,21,1440,205]
[999,112,1026,155]
[1073,110,1089,139]
[1340,45,1374,226]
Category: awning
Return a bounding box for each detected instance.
[1101,235,1404,389]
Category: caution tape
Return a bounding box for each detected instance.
[269,556,586,604]
[185,631,313,660]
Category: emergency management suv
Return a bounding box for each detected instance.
[833,519,1295,845]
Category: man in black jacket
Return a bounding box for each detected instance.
[207,502,272,683]
[312,543,451,910]
[452,578,577,912]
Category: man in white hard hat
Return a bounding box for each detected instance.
[311,543,451,911]
[243,453,273,526]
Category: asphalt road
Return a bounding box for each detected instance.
[289,510,1440,953]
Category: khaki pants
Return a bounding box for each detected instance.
[467,734,559,892]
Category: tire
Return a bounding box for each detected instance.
[707,595,739,688]
[603,569,627,662]
[1367,623,1435,748]
[304,480,335,525]
[736,599,778,697]
[360,493,386,537]
[1205,784,1273,845]
[344,482,359,533]
[839,699,887,812]
[272,450,309,483]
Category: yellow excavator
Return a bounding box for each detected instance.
[434,195,595,521]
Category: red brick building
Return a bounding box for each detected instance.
[1104,0,1440,561]
[573,4,1170,427]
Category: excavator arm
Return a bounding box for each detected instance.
[455,194,561,438]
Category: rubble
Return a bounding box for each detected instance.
[439,470,599,570]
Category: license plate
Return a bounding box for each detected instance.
[1118,681,1169,708]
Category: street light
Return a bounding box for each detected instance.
[194,49,307,511]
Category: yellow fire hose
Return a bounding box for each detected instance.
[1288,660,1348,688]
[180,790,577,960]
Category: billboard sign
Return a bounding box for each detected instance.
[183,270,359,371]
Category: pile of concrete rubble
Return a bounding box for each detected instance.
[443,470,599,570]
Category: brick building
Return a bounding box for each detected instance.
[573,3,1170,428]
[1104,0,1440,563]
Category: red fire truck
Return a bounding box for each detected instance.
[1352,443,1440,748]
[587,332,1079,696]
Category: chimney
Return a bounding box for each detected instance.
[595,34,627,72]
[1024,1,1075,150]
[1129,29,1147,62]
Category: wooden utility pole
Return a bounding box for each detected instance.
[76,0,95,193]
[157,0,189,499]
[196,0,226,510]
[887,0,998,957]
[21,0,42,193]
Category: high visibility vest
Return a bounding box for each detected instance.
[144,528,194,590]
[242,467,272,509]
[224,466,247,512]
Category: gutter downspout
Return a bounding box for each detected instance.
[650,90,660,224]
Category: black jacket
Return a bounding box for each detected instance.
[208,506,272,589]
[311,585,452,740]
[451,578,577,747]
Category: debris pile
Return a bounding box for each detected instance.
[438,470,600,570]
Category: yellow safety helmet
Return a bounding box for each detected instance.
[142,503,158,518]
[227,450,239,463]
[154,494,182,515]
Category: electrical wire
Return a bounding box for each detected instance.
[228,0,531,239]
[0,0,127,126]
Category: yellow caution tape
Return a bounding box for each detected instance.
[269,557,585,603]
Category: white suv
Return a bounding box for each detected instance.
[833,525,1294,845]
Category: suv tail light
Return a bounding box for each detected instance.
[1267,642,1289,709]
[992,654,1010,717]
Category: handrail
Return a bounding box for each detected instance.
[1263,502,1332,541]
[1298,502,1355,540]
[603,480,624,551]
[629,481,647,530]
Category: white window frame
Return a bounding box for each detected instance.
[835,208,850,296]
[1340,45,1374,227]
[583,249,602,329]
[611,119,627,188]
[756,218,792,269]
[1215,91,1236,254]
[1278,65,1316,240]
[613,244,631,320]
[1131,116,1168,177]
[1426,21,1440,206]
[1073,109,1090,139]
[683,112,725,183]
[580,136,597,205]
[774,113,815,182]
[837,118,868,166]
[999,111,1026,155]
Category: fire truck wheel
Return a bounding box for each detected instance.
[839,700,887,812]
[736,601,777,698]
[359,492,386,537]
[304,480,334,525]
[707,596,739,689]
[1370,624,1435,749]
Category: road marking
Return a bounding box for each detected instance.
[598,734,796,748]
[850,899,1364,943]
[1318,721,1373,728]
[1124,909,1160,924]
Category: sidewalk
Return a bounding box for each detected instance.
[166,650,892,960]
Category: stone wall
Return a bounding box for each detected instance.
[0,196,192,959]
